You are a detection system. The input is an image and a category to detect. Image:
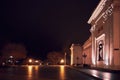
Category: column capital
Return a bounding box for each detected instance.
[90,25,96,33]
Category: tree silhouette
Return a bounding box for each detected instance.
[47,51,63,65]
[1,43,27,60]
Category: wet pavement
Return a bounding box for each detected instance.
[0,65,98,80]
[71,67,120,80]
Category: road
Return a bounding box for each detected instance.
[0,65,98,80]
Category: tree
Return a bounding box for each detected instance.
[47,51,63,65]
[1,43,27,60]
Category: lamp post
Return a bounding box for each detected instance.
[76,57,79,66]
[82,53,87,66]
[64,52,66,65]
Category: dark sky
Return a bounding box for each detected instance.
[0,0,99,60]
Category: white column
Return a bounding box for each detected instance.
[90,25,96,65]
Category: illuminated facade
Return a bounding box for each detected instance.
[83,36,92,65]
[70,44,83,65]
[88,0,120,68]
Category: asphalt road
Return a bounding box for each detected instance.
[0,65,98,80]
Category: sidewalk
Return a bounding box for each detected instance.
[70,66,120,80]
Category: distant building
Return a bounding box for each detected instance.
[88,0,120,68]
[70,44,83,65]
[82,36,92,65]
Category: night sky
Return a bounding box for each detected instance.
[1,0,99,60]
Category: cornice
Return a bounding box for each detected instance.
[88,0,107,24]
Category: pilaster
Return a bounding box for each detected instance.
[90,25,97,65]
[113,0,120,66]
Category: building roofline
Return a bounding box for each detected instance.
[88,0,107,24]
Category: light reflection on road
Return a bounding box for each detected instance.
[0,65,111,80]
[27,65,39,80]
[88,69,111,80]
[60,65,65,80]
[28,65,33,79]
[34,66,39,71]
[102,72,111,80]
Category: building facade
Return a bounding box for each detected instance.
[82,36,92,65]
[88,0,120,68]
[70,44,83,65]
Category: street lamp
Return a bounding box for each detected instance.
[29,59,32,63]
[76,57,79,66]
[60,59,64,64]
[82,53,87,66]
[35,60,39,63]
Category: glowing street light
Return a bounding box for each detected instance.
[35,60,39,63]
[29,59,32,63]
[60,59,64,64]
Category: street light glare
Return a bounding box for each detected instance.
[60,59,64,63]
[29,59,32,63]
[35,60,39,63]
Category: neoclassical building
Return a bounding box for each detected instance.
[88,0,120,68]
[70,44,83,65]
